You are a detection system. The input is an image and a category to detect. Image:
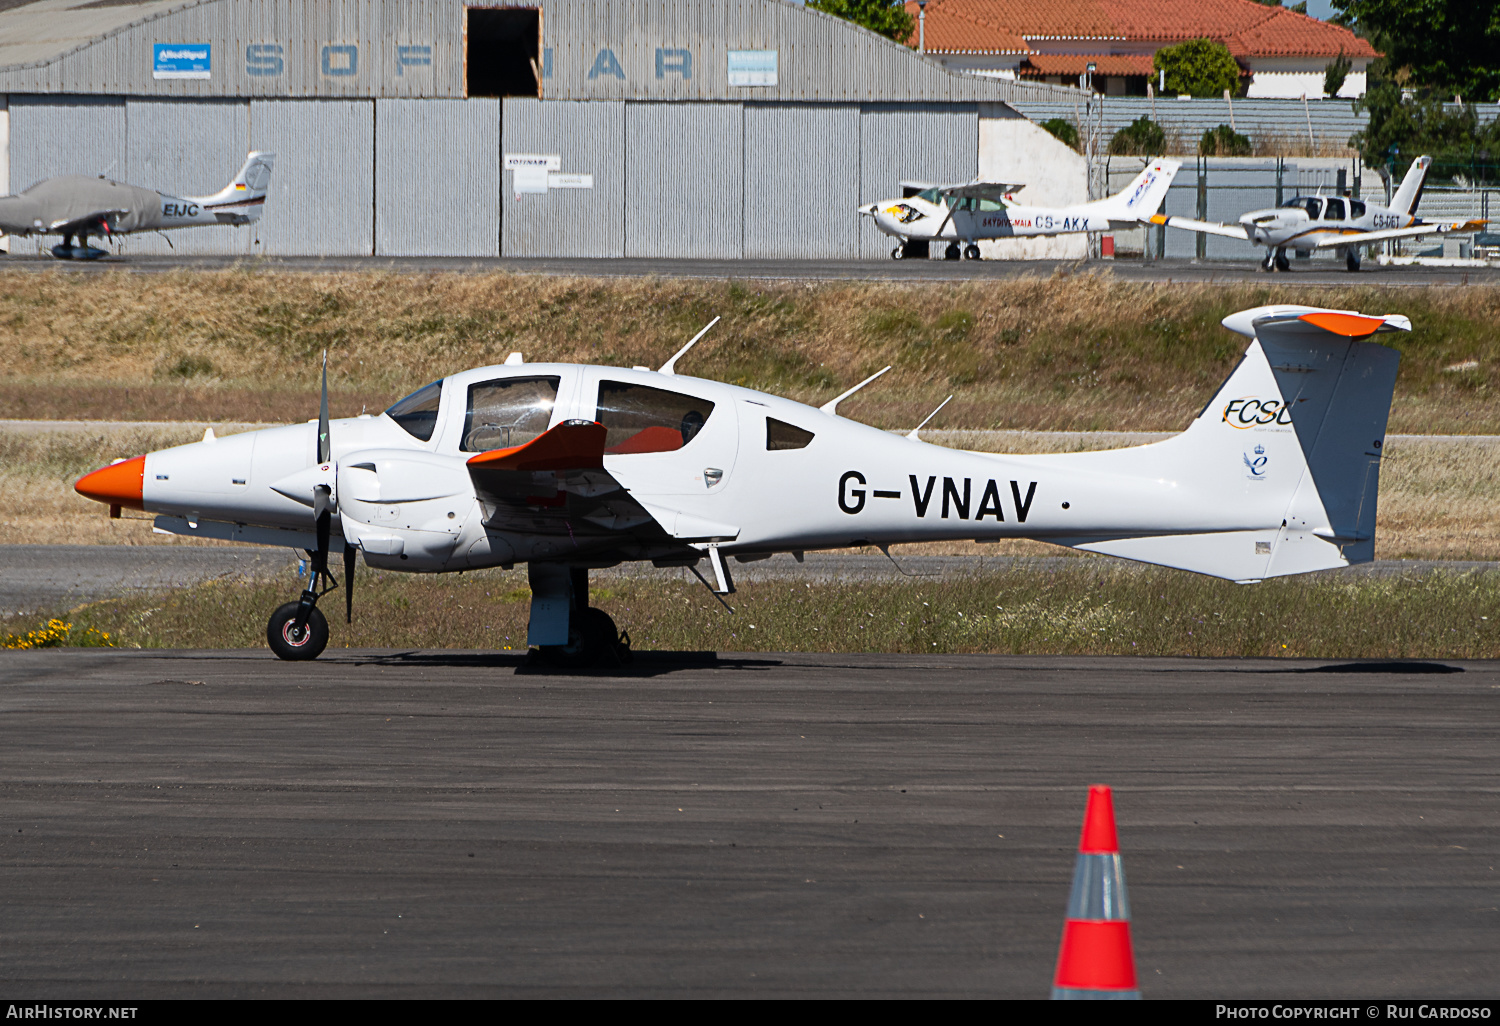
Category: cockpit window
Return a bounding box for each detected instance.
[977,197,1005,211]
[596,381,715,455]
[384,380,443,442]
[1282,196,1323,219]
[1350,199,1367,218]
[917,188,942,205]
[1325,197,1346,220]
[767,418,815,451]
[461,375,560,452]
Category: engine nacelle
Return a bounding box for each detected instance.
[336,448,476,571]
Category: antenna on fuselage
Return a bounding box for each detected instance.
[659,316,721,376]
[907,395,953,440]
[820,365,892,417]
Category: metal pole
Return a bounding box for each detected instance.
[918,1,926,53]
[1195,156,1207,261]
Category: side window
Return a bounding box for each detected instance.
[384,380,443,442]
[596,381,715,455]
[978,197,1004,211]
[766,418,815,451]
[1350,199,1367,218]
[461,375,560,452]
[1325,198,1346,220]
[1304,197,1324,219]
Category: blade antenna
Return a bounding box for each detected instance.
[907,395,953,440]
[820,365,892,416]
[877,543,940,577]
[659,316,720,376]
[318,350,331,465]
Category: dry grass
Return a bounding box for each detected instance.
[1,269,1497,433]
[10,425,1498,560]
[10,559,1497,659]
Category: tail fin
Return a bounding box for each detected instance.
[1057,306,1404,581]
[187,151,276,223]
[1391,155,1430,215]
[1085,159,1181,221]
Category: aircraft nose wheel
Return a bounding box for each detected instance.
[267,602,329,661]
[891,245,906,260]
[963,244,981,260]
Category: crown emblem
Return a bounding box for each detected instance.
[1253,444,1265,455]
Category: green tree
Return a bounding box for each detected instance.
[808,0,915,43]
[1153,39,1243,98]
[1324,50,1352,96]
[1331,0,1500,101]
[1040,118,1080,150]
[1352,82,1500,178]
[1109,116,1166,155]
[1200,124,1254,156]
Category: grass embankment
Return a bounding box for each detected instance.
[9,562,1497,659]
[7,427,1496,559]
[1,269,1497,432]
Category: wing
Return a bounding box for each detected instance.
[1147,213,1251,241]
[1311,219,1488,249]
[465,421,737,546]
[48,208,130,236]
[939,181,1024,201]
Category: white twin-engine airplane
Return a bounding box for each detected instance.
[1149,155,1487,272]
[859,160,1181,260]
[76,306,1404,665]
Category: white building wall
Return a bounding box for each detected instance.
[977,108,1088,259]
[1247,68,1368,99]
[0,95,7,253]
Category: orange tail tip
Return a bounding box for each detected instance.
[75,455,146,511]
[1078,784,1119,854]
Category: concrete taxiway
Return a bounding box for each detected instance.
[0,648,1495,998]
[1,253,1497,286]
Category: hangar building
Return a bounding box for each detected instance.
[0,0,1086,259]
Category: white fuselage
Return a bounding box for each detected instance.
[141,362,1314,576]
[867,195,1113,243]
[1239,195,1413,251]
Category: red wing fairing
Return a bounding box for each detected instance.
[465,420,669,545]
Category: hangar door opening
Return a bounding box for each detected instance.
[466,8,541,98]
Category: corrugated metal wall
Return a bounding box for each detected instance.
[743,103,860,259]
[249,98,374,255]
[8,96,126,193]
[624,101,744,259]
[501,97,625,258]
[122,98,252,255]
[374,97,500,256]
[857,103,978,258]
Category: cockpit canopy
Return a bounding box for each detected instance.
[385,379,443,441]
[1278,196,1364,221]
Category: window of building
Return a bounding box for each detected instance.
[766,418,815,451]
[461,375,559,452]
[385,380,444,442]
[596,381,715,455]
[466,7,540,98]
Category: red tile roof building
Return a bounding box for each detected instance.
[905,0,1379,98]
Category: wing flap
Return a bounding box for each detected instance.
[1311,219,1488,248]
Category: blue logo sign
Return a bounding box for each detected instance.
[154,43,211,80]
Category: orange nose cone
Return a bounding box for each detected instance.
[75,455,146,510]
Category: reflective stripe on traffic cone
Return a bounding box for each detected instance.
[1051,784,1140,1000]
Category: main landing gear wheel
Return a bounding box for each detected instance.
[1346,249,1362,272]
[1274,249,1290,272]
[267,602,329,661]
[944,243,961,260]
[963,244,981,260]
[536,607,630,668]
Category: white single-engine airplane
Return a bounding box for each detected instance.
[76,305,1403,665]
[1148,155,1486,272]
[860,160,1180,260]
[0,151,274,259]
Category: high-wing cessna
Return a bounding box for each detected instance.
[1149,155,1485,271]
[859,160,1180,259]
[76,306,1404,665]
[0,151,274,259]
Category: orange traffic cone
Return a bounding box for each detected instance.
[1051,784,1140,1000]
